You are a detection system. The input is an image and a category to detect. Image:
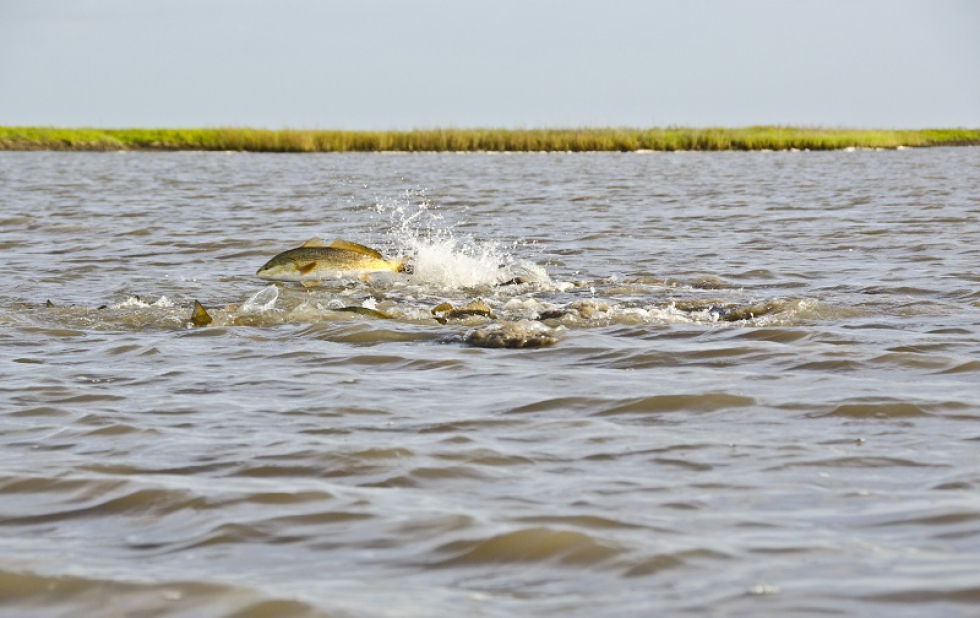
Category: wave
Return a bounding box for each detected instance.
[0,568,320,618]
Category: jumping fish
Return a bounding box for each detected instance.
[256,238,408,286]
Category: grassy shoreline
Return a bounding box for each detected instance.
[1,126,978,153]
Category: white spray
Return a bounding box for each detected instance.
[374,192,546,289]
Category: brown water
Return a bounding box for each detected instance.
[1,149,979,617]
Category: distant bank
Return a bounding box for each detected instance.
[1,126,978,153]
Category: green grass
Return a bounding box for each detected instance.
[1,126,977,152]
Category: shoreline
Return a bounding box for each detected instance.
[1,126,978,153]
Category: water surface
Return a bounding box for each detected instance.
[1,149,979,617]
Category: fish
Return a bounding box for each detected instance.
[431,299,495,323]
[256,238,408,286]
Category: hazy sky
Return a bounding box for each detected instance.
[1,0,977,129]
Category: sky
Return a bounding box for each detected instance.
[1,0,977,129]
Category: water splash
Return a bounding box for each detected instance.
[375,191,546,289]
[111,296,174,309]
[242,285,279,313]
[410,235,507,288]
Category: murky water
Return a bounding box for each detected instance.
[1,149,979,617]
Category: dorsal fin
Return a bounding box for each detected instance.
[329,239,384,259]
[301,237,329,248]
[191,300,213,327]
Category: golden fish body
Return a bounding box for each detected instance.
[256,238,407,285]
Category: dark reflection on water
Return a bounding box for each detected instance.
[1,149,980,617]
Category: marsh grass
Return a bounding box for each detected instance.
[1,126,977,152]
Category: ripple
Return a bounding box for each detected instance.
[868,352,956,370]
[0,568,321,618]
[862,586,980,604]
[595,393,756,415]
[7,406,72,418]
[0,482,209,525]
[729,328,811,343]
[624,549,730,577]
[505,397,607,415]
[822,402,929,418]
[789,359,865,371]
[430,527,624,568]
[816,399,973,419]
[434,448,535,467]
[766,456,934,471]
[861,508,980,530]
[938,360,980,374]
[79,423,161,437]
[515,515,647,531]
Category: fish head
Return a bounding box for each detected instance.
[256,253,303,281]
